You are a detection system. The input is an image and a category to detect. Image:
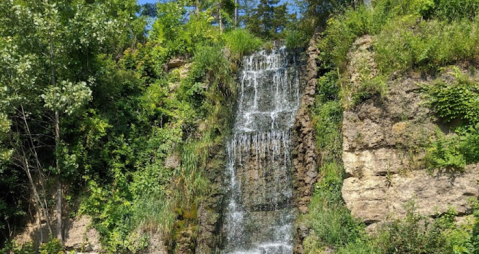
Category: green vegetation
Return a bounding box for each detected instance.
[224,29,263,61]
[421,68,479,172]
[321,0,479,74]
[304,62,365,253]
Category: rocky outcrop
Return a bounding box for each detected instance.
[64,216,100,253]
[292,34,320,253]
[15,215,101,253]
[341,36,479,229]
[141,232,168,254]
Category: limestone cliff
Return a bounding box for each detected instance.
[341,36,479,229]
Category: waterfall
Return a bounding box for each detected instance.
[223,47,302,254]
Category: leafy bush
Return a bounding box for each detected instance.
[373,205,453,254]
[320,0,479,75]
[39,239,64,254]
[425,130,466,172]
[425,68,479,126]
[433,0,479,21]
[284,29,309,50]
[460,124,479,164]
[306,163,365,249]
[423,68,479,171]
[375,18,479,74]
[305,70,365,252]
[351,76,388,106]
[319,6,374,70]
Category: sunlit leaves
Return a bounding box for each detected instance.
[41,80,93,116]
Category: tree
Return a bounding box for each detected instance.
[295,0,353,35]
[245,0,291,39]
[140,3,158,17]
[238,0,257,26]
[0,0,143,243]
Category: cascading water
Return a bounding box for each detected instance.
[223,47,302,254]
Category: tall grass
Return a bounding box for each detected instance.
[320,0,479,75]
[223,29,263,61]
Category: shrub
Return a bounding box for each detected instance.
[185,44,232,98]
[306,70,365,250]
[425,68,479,126]
[284,29,309,50]
[350,76,388,106]
[375,18,479,74]
[305,163,365,250]
[320,0,479,75]
[39,239,64,254]
[460,124,479,164]
[320,6,374,70]
[422,69,479,172]
[373,204,452,254]
[434,0,479,21]
[425,130,466,173]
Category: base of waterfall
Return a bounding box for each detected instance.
[227,242,293,254]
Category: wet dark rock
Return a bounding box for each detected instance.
[291,33,321,254]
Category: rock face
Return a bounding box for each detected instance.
[15,215,101,253]
[341,36,479,228]
[141,232,168,254]
[292,34,320,253]
[63,216,100,253]
[195,143,226,254]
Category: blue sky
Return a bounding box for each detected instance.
[137,0,299,14]
[138,0,158,4]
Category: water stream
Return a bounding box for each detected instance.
[223,47,302,254]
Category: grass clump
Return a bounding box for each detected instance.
[321,0,479,76]
[223,29,263,62]
[304,70,366,253]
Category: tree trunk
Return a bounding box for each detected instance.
[364,0,373,9]
[219,1,223,33]
[24,158,53,238]
[19,105,53,237]
[196,0,200,16]
[49,18,63,241]
[234,0,238,27]
[55,110,62,242]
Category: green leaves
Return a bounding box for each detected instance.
[41,80,92,116]
[426,69,479,126]
[423,69,479,172]
[425,130,466,172]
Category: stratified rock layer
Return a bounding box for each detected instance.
[341,36,479,228]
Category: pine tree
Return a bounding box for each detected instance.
[245,0,290,39]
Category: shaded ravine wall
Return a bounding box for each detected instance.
[291,34,321,253]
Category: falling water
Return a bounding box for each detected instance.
[223,47,302,254]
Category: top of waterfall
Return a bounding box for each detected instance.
[234,44,302,134]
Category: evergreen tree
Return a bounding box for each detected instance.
[245,0,291,39]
